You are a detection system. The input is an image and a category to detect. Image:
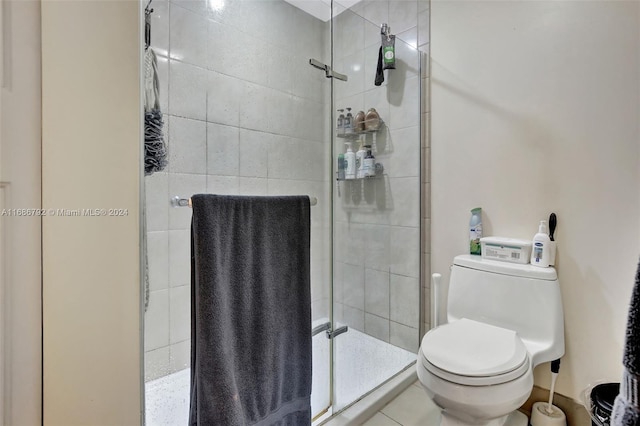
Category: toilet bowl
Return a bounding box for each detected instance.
[417,255,565,426]
[417,319,533,425]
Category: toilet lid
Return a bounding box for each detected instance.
[421,318,527,377]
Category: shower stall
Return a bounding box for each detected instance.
[142,0,427,423]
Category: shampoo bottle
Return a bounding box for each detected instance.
[356,140,366,179]
[344,107,354,135]
[345,143,356,180]
[469,208,482,255]
[337,109,345,137]
[364,149,375,177]
[337,153,345,181]
[530,220,551,267]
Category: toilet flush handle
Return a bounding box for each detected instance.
[431,273,443,328]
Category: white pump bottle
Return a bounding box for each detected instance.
[530,220,551,268]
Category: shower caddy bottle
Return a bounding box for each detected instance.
[344,142,356,180]
[344,107,354,135]
[356,140,366,179]
[364,149,376,177]
[337,109,345,137]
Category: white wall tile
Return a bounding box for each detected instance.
[388,0,418,34]
[388,126,420,177]
[291,57,326,103]
[149,0,170,57]
[389,226,420,277]
[238,177,268,195]
[343,263,365,310]
[145,172,169,232]
[364,17,382,49]
[397,27,417,50]
[365,224,390,271]
[342,305,365,332]
[169,116,207,174]
[239,82,275,133]
[145,289,170,351]
[333,260,345,304]
[388,76,420,130]
[169,340,190,372]
[363,0,389,28]
[390,322,419,353]
[389,177,420,227]
[207,70,241,126]
[170,0,206,15]
[365,268,390,318]
[418,7,430,47]
[239,129,268,178]
[266,45,294,95]
[169,60,207,120]
[339,10,365,58]
[168,173,207,230]
[147,231,169,291]
[390,273,419,328]
[207,175,239,195]
[144,346,170,381]
[365,313,390,342]
[341,51,366,99]
[207,123,239,176]
[170,285,190,344]
[170,4,208,66]
[168,229,190,288]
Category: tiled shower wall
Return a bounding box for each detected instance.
[332,0,429,353]
[143,0,331,381]
[143,0,431,381]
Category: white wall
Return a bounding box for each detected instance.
[42,1,141,424]
[431,0,640,400]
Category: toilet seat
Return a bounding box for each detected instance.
[420,318,529,386]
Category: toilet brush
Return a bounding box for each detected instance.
[530,360,567,426]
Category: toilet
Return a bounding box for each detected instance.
[417,255,564,426]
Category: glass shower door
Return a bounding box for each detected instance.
[142,0,333,423]
[330,2,423,412]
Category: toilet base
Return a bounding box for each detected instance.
[440,410,528,426]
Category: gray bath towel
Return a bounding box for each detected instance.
[189,194,312,426]
[613,258,640,426]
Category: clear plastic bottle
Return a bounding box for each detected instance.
[337,153,345,181]
[344,142,356,180]
[469,207,482,255]
[356,140,366,179]
[344,107,354,135]
[337,109,345,137]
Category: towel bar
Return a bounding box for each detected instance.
[171,195,318,208]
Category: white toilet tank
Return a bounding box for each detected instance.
[447,255,564,366]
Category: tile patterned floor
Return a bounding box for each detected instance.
[362,381,441,425]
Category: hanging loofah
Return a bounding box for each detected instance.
[144,47,167,176]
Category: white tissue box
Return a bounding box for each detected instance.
[480,237,532,264]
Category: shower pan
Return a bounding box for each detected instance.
[141,0,425,423]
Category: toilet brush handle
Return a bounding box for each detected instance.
[431,273,443,327]
[547,371,558,414]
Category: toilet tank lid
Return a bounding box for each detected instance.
[454,255,557,281]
